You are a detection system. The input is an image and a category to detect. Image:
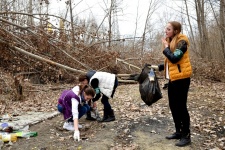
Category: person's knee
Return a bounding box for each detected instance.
[85,104,91,112]
[83,107,88,113]
[57,104,63,113]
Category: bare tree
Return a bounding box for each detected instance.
[101,0,122,51]
[194,0,211,59]
[141,0,160,54]
[208,0,225,60]
[68,0,76,48]
[184,0,197,54]
[219,0,225,59]
[28,0,33,25]
[133,0,140,50]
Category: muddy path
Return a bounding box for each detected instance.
[1,79,225,150]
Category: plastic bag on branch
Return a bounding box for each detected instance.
[138,65,162,106]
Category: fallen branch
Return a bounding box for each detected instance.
[116,58,141,71]
[0,38,86,74]
[116,74,132,77]
[118,79,137,83]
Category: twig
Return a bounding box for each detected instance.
[116,58,141,70]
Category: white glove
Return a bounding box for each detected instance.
[73,130,80,141]
[151,65,159,71]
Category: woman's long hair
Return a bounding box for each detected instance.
[166,21,182,52]
[77,74,95,97]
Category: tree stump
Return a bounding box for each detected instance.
[14,75,23,101]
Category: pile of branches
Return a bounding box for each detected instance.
[0,13,164,85]
[0,19,121,84]
[191,58,225,82]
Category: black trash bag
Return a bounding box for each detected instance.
[137,64,150,84]
[137,65,162,106]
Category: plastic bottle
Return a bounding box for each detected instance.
[0,132,17,142]
[148,68,155,81]
[15,131,38,138]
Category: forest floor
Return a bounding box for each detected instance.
[0,78,225,150]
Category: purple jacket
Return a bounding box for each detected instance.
[58,89,80,120]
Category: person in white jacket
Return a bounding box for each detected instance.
[86,70,118,122]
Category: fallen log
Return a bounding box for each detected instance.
[0,38,86,74]
[0,39,139,84]
[118,79,137,83]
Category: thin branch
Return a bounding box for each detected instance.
[116,58,141,70]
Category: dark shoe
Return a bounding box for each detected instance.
[86,111,96,121]
[175,133,191,147]
[165,132,182,140]
[103,116,115,122]
[163,83,168,89]
[102,109,115,122]
[86,116,96,121]
[99,109,108,122]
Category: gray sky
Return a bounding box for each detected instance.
[49,0,187,37]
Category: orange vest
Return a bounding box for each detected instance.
[164,34,192,81]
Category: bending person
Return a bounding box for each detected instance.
[86,70,118,122]
[57,84,95,141]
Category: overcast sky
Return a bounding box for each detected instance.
[48,0,186,37]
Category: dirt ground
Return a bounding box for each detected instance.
[1,78,225,150]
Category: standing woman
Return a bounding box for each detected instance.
[57,83,95,141]
[152,21,192,147]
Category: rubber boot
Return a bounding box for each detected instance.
[175,133,191,147]
[103,109,115,122]
[86,111,96,121]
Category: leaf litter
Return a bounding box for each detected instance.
[0,75,225,150]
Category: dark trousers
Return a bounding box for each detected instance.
[168,78,190,134]
[57,103,90,121]
[102,77,118,111]
[93,77,118,112]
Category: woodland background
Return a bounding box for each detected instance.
[0,0,225,149]
[1,0,225,100]
[0,0,225,105]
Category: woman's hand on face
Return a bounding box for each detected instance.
[161,37,169,48]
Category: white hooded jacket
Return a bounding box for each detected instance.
[89,72,115,98]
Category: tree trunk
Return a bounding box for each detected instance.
[220,0,225,60]
[133,0,140,51]
[141,0,159,55]
[28,0,33,25]
[184,0,198,55]
[69,0,76,48]
[141,3,151,55]
[14,75,23,101]
[108,0,113,50]
[195,0,211,59]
